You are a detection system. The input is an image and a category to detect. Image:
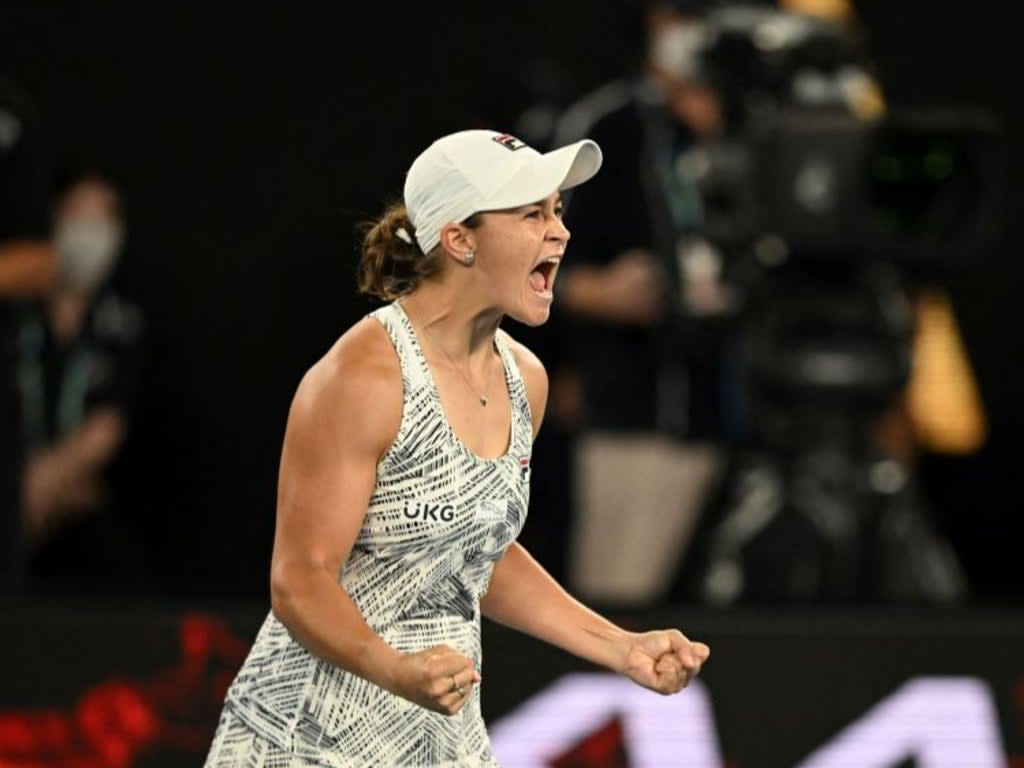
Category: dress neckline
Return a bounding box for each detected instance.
[392,301,516,464]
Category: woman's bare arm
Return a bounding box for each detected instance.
[269,318,478,714]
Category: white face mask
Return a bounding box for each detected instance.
[54,216,123,290]
[650,21,706,83]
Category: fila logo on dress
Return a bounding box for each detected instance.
[519,457,530,481]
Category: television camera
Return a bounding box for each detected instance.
[660,3,1005,603]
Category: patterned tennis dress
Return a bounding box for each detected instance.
[204,302,532,767]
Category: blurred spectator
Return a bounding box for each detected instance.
[551,0,739,607]
[0,75,57,595]
[14,165,148,595]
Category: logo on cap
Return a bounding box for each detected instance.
[492,134,528,151]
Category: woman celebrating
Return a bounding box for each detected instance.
[204,129,710,767]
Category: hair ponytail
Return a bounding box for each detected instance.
[356,201,442,301]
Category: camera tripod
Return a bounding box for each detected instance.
[678,263,968,605]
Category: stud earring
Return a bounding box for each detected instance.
[464,251,476,265]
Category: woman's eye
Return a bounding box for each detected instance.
[525,209,542,219]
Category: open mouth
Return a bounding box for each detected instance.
[528,257,560,298]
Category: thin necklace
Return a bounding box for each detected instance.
[423,323,490,407]
[440,346,489,406]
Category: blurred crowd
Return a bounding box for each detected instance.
[0,0,1008,607]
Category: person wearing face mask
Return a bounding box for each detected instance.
[14,165,147,595]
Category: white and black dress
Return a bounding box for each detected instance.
[204,301,533,767]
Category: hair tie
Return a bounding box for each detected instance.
[395,227,413,245]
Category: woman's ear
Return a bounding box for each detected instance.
[438,222,478,266]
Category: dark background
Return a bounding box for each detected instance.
[2,0,1021,599]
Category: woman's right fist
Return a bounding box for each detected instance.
[390,644,481,716]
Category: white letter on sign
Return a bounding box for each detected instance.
[796,677,1006,768]
[488,672,724,768]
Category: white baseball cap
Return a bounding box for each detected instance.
[403,129,603,254]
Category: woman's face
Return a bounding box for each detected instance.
[472,191,569,327]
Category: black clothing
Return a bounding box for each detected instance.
[15,288,147,594]
[554,75,734,438]
[0,76,53,594]
[0,331,25,591]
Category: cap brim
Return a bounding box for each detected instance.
[482,139,603,211]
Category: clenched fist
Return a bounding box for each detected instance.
[620,629,710,695]
[389,644,481,716]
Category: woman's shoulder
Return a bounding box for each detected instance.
[330,313,399,370]
[289,315,403,436]
[498,329,547,382]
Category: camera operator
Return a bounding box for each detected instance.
[554,0,992,607]
[667,0,991,604]
[552,0,741,608]
[0,76,57,596]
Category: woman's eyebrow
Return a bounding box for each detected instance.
[528,195,565,208]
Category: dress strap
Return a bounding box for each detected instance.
[369,301,431,395]
[494,329,534,452]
